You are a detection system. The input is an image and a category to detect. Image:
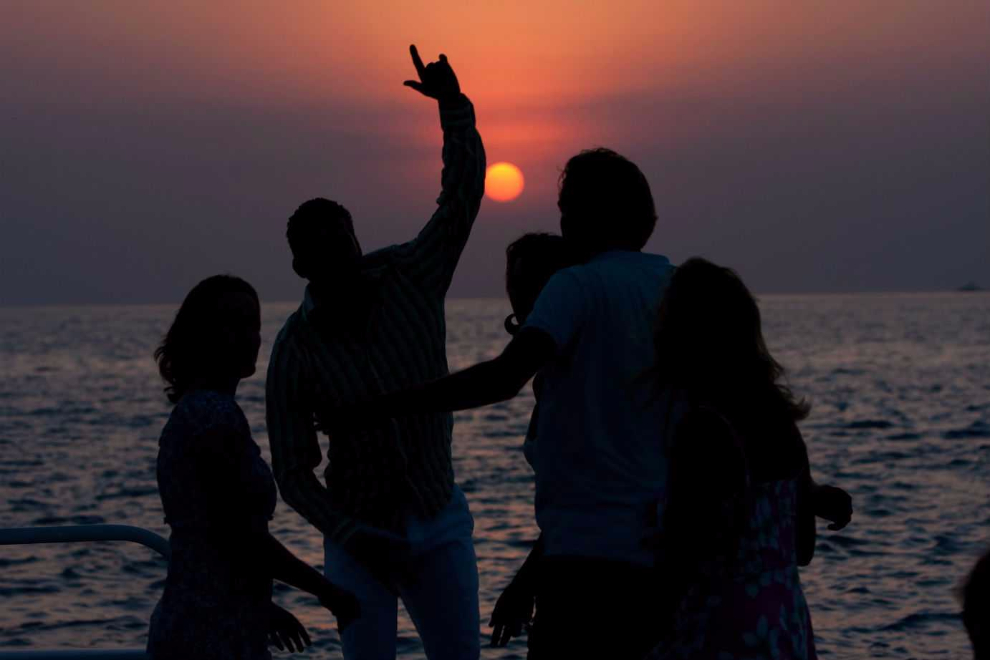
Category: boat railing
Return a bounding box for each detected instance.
[0,524,169,660]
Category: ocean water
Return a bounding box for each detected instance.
[1,294,988,658]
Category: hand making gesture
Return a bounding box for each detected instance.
[403,44,461,102]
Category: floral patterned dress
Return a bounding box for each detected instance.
[147,390,277,660]
[649,477,817,660]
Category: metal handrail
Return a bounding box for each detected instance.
[0,524,170,660]
[0,525,170,559]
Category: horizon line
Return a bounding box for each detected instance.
[1,288,986,310]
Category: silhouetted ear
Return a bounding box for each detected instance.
[292,257,309,280]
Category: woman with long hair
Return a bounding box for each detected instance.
[147,274,358,659]
[647,258,822,659]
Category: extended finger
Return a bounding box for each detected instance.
[439,53,448,63]
[299,623,312,647]
[410,44,427,78]
[270,632,284,651]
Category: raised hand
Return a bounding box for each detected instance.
[813,483,853,531]
[403,44,460,102]
[489,579,535,647]
[268,604,311,653]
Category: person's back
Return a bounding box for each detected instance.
[349,147,671,659]
[645,258,818,660]
[525,249,673,565]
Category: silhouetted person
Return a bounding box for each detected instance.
[147,275,358,660]
[489,232,573,647]
[357,148,675,659]
[643,258,819,659]
[961,547,990,659]
[265,46,485,660]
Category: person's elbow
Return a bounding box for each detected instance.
[488,354,534,402]
[491,328,555,401]
[273,465,306,506]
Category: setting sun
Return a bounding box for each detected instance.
[485,162,525,202]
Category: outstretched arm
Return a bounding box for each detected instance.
[368,328,554,418]
[351,264,586,421]
[393,45,486,295]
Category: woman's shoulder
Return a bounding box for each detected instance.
[163,391,248,445]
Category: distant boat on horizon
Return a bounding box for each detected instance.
[956,282,983,292]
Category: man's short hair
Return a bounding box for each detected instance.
[558,148,657,251]
[286,198,354,258]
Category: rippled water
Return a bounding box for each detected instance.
[1,294,988,658]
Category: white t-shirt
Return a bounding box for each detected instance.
[523,249,674,567]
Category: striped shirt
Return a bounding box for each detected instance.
[266,96,485,544]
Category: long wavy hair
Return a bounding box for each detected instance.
[653,258,810,422]
[154,275,259,404]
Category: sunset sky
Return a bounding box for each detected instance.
[2,1,988,304]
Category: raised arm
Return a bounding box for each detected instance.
[266,340,358,545]
[393,45,486,295]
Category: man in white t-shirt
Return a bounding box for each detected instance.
[365,148,673,659]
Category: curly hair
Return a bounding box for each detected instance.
[154,274,258,404]
[558,148,657,252]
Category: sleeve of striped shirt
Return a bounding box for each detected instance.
[391,93,486,296]
[266,337,358,544]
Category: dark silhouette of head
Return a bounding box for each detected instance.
[287,198,363,285]
[154,275,261,404]
[504,233,574,334]
[961,547,990,659]
[557,148,657,257]
[653,257,810,422]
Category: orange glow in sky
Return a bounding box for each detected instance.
[485,163,525,202]
[2,0,987,302]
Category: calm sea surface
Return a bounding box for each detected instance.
[1,294,988,658]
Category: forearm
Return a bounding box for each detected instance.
[376,357,526,417]
[278,470,358,545]
[511,535,545,587]
[438,94,485,210]
[372,332,550,418]
[265,533,332,598]
[796,467,817,565]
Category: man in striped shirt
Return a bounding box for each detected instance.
[265,46,485,660]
